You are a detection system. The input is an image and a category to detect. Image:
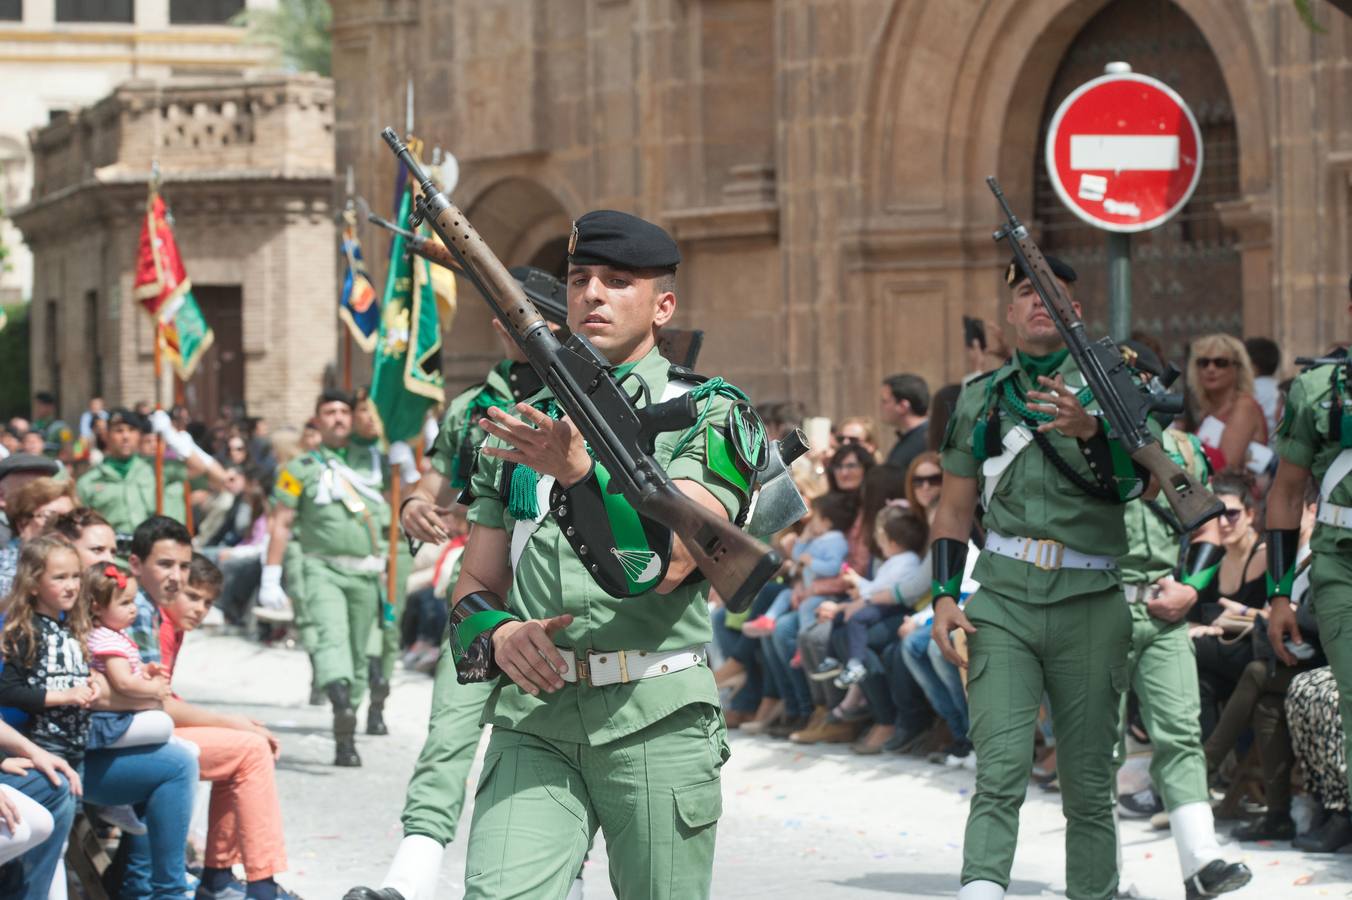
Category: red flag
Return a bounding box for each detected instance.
[134,191,214,379]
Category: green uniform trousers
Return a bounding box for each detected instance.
[400,638,493,844]
[1311,552,1352,801]
[366,544,413,679]
[302,557,382,703]
[1116,599,1209,810]
[962,587,1131,900]
[463,702,728,900]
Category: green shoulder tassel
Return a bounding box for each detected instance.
[507,464,541,520]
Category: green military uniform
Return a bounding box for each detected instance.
[77,454,189,534]
[462,347,747,900]
[1115,429,1210,809]
[33,417,71,458]
[943,349,1137,900]
[1275,359,1352,796]
[400,360,527,845]
[274,442,390,704]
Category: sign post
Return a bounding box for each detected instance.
[1045,62,1203,340]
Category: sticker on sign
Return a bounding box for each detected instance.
[1069,135,1180,172]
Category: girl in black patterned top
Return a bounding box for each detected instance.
[0,536,100,765]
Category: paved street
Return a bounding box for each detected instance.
[175,631,1352,899]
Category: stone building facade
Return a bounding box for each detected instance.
[0,0,275,304]
[13,74,337,428]
[331,0,1352,423]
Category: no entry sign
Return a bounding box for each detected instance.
[1045,72,1203,233]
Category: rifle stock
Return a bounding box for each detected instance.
[1130,442,1219,531]
[380,127,780,611]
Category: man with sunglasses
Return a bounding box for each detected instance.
[929,256,1153,900]
[1267,275,1352,849]
[1111,342,1251,897]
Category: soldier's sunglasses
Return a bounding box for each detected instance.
[1195,357,1235,370]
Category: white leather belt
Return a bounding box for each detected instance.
[556,646,706,687]
[1122,583,1158,604]
[314,554,386,574]
[983,531,1118,572]
[1317,501,1352,530]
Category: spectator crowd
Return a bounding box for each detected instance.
[0,311,1344,897]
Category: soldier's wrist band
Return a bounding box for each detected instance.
[1265,528,1301,600]
[931,538,967,602]
[1180,541,1222,593]
[450,591,520,682]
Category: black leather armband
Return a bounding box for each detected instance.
[931,538,968,602]
[549,463,673,597]
[1180,541,1222,593]
[449,591,519,684]
[1265,528,1302,601]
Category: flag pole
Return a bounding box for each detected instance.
[386,468,401,614]
[149,162,165,517]
[343,164,355,392]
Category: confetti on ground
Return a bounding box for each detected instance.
[1294,874,1313,885]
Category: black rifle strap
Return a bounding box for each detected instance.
[1026,421,1119,504]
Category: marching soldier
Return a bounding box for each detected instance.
[76,407,226,535]
[1266,276,1352,849]
[265,388,390,767]
[344,275,572,900]
[1110,342,1251,898]
[930,257,1144,900]
[450,210,760,899]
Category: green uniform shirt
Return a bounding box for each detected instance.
[76,455,188,534]
[33,418,71,458]
[1276,361,1352,555]
[1118,430,1208,586]
[467,347,750,746]
[943,352,1136,604]
[274,443,390,558]
[431,360,539,489]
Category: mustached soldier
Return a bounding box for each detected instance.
[930,257,1150,900]
[450,210,761,899]
[1266,275,1352,849]
[1109,342,1251,898]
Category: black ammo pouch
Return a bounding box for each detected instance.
[549,465,673,598]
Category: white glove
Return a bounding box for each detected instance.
[149,409,212,465]
[148,409,173,437]
[258,565,288,610]
[388,441,420,484]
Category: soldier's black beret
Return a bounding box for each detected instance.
[107,408,150,433]
[33,391,55,405]
[568,210,680,271]
[316,388,356,411]
[0,454,59,482]
[1006,255,1078,289]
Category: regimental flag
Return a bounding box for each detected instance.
[133,190,214,379]
[338,208,380,352]
[370,143,455,444]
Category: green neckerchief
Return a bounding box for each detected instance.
[1016,348,1070,380]
[105,455,137,478]
[350,434,378,450]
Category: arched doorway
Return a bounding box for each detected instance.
[1032,0,1242,362]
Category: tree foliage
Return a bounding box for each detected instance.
[234,0,332,76]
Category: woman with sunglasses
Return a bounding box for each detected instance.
[1188,334,1268,475]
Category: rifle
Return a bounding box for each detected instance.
[381,127,782,611]
[986,177,1223,531]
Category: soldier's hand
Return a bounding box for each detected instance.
[931,596,977,668]
[1145,576,1197,623]
[480,404,592,487]
[493,615,574,696]
[1268,596,1303,666]
[402,496,455,544]
[1028,375,1098,440]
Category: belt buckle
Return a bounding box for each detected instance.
[1025,538,1064,571]
[575,655,590,686]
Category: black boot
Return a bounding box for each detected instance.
[1294,810,1352,852]
[1231,811,1295,841]
[342,889,404,900]
[1184,859,1252,898]
[327,680,362,767]
[366,657,389,736]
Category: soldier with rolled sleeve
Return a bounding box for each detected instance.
[929,257,1146,900]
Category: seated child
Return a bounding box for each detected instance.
[743,492,856,637]
[817,506,928,687]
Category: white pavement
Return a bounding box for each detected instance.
[174,631,1352,899]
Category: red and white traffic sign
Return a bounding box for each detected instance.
[1045,71,1203,233]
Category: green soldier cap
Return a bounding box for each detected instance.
[1006,254,1078,289]
[568,210,680,271]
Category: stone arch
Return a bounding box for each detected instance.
[441,176,574,386]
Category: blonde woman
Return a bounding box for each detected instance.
[1188,333,1267,474]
